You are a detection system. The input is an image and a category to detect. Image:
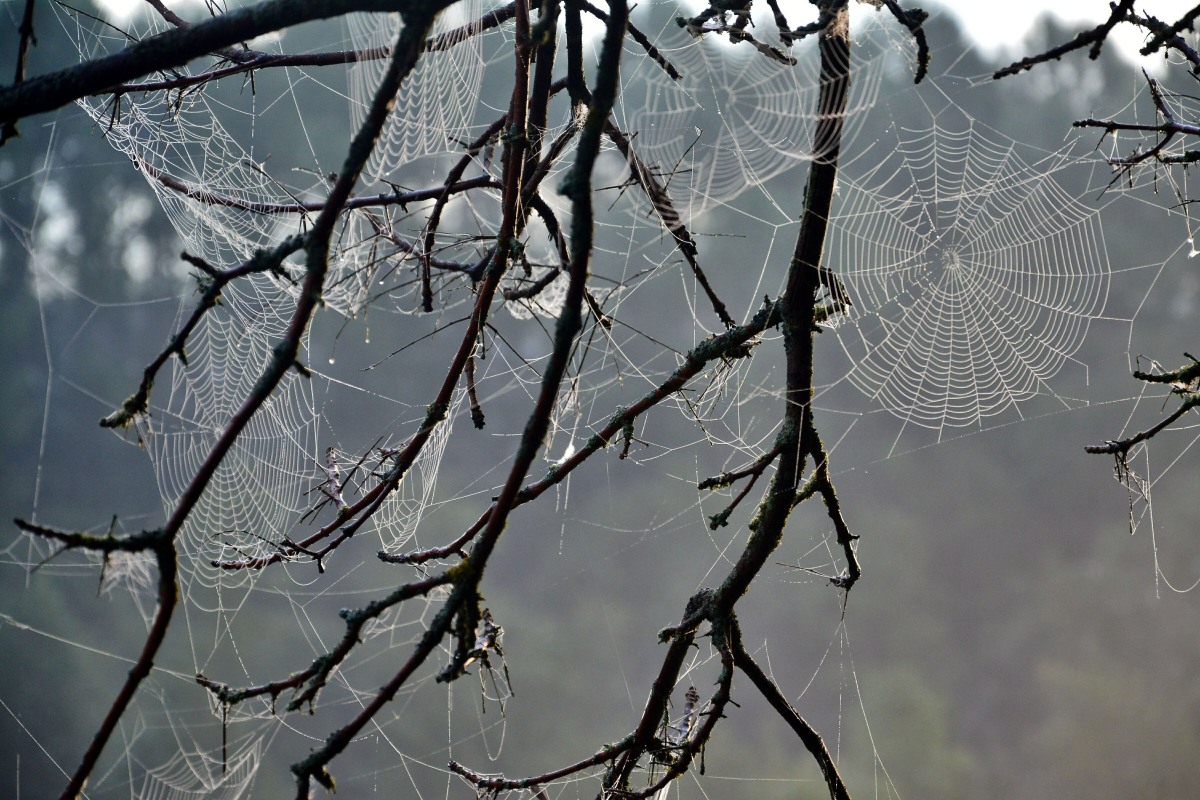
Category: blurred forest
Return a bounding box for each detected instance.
[2,1,1200,799]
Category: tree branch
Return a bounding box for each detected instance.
[381,300,780,565]
[730,617,850,800]
[714,0,848,612]
[0,0,37,143]
[289,4,631,791]
[99,239,303,429]
[994,0,1135,78]
[0,0,430,129]
[604,120,735,328]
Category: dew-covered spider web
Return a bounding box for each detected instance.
[823,111,1110,440]
[4,1,1200,799]
[620,4,901,219]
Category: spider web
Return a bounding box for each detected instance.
[347,1,488,179]
[824,112,1111,437]
[619,4,906,220]
[3,2,1195,799]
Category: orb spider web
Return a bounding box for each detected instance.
[824,113,1111,438]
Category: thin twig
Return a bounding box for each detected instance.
[142,160,498,216]
[449,737,635,791]
[380,300,781,565]
[196,572,450,710]
[1085,397,1200,455]
[604,121,735,328]
[100,239,303,430]
[290,5,629,793]
[578,0,681,80]
[1141,5,1200,55]
[14,519,178,800]
[879,0,929,83]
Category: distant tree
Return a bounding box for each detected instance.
[1,2,1196,799]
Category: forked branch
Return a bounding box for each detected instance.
[994,0,1136,78]
[382,300,780,565]
[196,572,452,712]
[604,120,735,328]
[1086,355,1200,456]
[21,5,448,796]
[288,2,631,793]
[10,0,874,797]
[996,1,1200,80]
[730,617,850,800]
[1073,72,1200,173]
[100,239,303,430]
[14,521,177,800]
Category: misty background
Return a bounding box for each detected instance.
[2,2,1199,798]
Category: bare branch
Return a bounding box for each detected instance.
[578,0,682,80]
[604,120,735,328]
[142,159,498,216]
[380,300,780,565]
[995,0,1135,79]
[100,238,303,429]
[290,3,632,792]
[0,0,429,129]
[20,520,178,800]
[880,0,929,83]
[1141,5,1200,56]
[0,0,37,143]
[730,617,850,800]
[1087,355,1200,455]
[449,738,635,792]
[1085,397,1199,455]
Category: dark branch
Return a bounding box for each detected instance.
[380,299,781,565]
[102,3,521,98]
[197,573,451,711]
[0,0,37,143]
[13,518,163,553]
[290,5,630,793]
[880,0,929,83]
[579,0,682,80]
[604,120,735,328]
[449,739,635,792]
[1141,5,1200,55]
[100,239,303,430]
[730,617,850,800]
[143,159,498,216]
[46,526,177,800]
[1073,72,1200,172]
[1084,397,1199,455]
[1087,356,1200,455]
[0,0,423,129]
[994,0,1135,79]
